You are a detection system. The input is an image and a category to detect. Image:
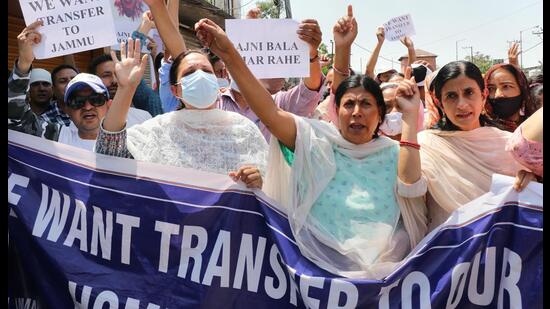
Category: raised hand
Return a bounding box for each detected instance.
[229,165,263,189]
[110,38,148,90]
[400,36,414,49]
[246,7,262,19]
[508,42,520,66]
[195,18,234,60]
[333,5,358,48]
[395,66,422,114]
[142,10,156,28]
[298,19,322,58]
[319,54,332,69]
[17,20,43,73]
[376,27,385,44]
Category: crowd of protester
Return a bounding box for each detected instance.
[8,0,542,279]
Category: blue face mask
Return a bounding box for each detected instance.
[178,70,219,109]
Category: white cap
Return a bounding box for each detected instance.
[29,68,52,85]
[64,73,109,103]
[375,68,398,78]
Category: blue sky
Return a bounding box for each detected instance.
[239,0,543,72]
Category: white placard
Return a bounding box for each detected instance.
[383,14,416,41]
[226,19,309,79]
[19,0,117,59]
[109,0,149,53]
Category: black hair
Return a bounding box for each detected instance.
[169,50,207,85]
[334,74,386,138]
[431,61,493,130]
[51,64,79,86]
[88,54,113,75]
[531,83,543,111]
[528,73,543,85]
[154,52,164,73]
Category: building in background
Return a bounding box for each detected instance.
[398,48,438,71]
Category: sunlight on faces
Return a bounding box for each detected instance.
[337,87,381,145]
[382,87,399,114]
[29,81,52,106]
[64,87,110,137]
[96,61,118,99]
[486,68,521,99]
[440,75,485,131]
[171,53,215,109]
[53,68,77,104]
[212,60,227,79]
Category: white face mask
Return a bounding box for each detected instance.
[217,77,230,88]
[178,70,219,109]
[379,111,403,136]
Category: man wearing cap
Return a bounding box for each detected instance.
[9,71,112,150]
[26,68,53,115]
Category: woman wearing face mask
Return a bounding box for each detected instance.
[417,61,532,232]
[378,82,425,140]
[95,19,268,188]
[193,5,428,279]
[484,63,537,132]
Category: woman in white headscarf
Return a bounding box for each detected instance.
[193,5,428,279]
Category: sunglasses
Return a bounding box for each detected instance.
[67,93,107,110]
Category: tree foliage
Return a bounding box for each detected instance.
[256,0,281,19]
[465,52,493,74]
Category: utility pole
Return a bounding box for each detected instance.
[455,39,466,61]
[463,46,473,63]
[330,40,334,56]
[519,25,539,69]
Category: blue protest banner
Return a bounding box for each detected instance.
[8,130,542,308]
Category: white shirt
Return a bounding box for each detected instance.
[56,109,152,151]
[127,107,152,128]
[57,123,96,151]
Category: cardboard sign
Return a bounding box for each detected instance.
[383,14,416,41]
[226,19,309,79]
[109,0,150,53]
[19,0,117,59]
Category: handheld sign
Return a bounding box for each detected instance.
[226,19,309,79]
[383,14,416,41]
[18,0,117,59]
[109,0,150,53]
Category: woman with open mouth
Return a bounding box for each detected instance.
[193,5,429,279]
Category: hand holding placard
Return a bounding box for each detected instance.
[383,14,416,41]
[16,20,43,73]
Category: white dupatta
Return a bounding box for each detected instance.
[264,116,427,279]
[126,109,268,175]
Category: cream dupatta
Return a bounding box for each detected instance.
[418,126,523,230]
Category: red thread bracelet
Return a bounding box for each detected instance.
[399,141,421,150]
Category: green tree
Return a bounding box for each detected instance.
[256,0,281,19]
[465,52,493,74]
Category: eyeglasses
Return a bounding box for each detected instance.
[67,93,107,110]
